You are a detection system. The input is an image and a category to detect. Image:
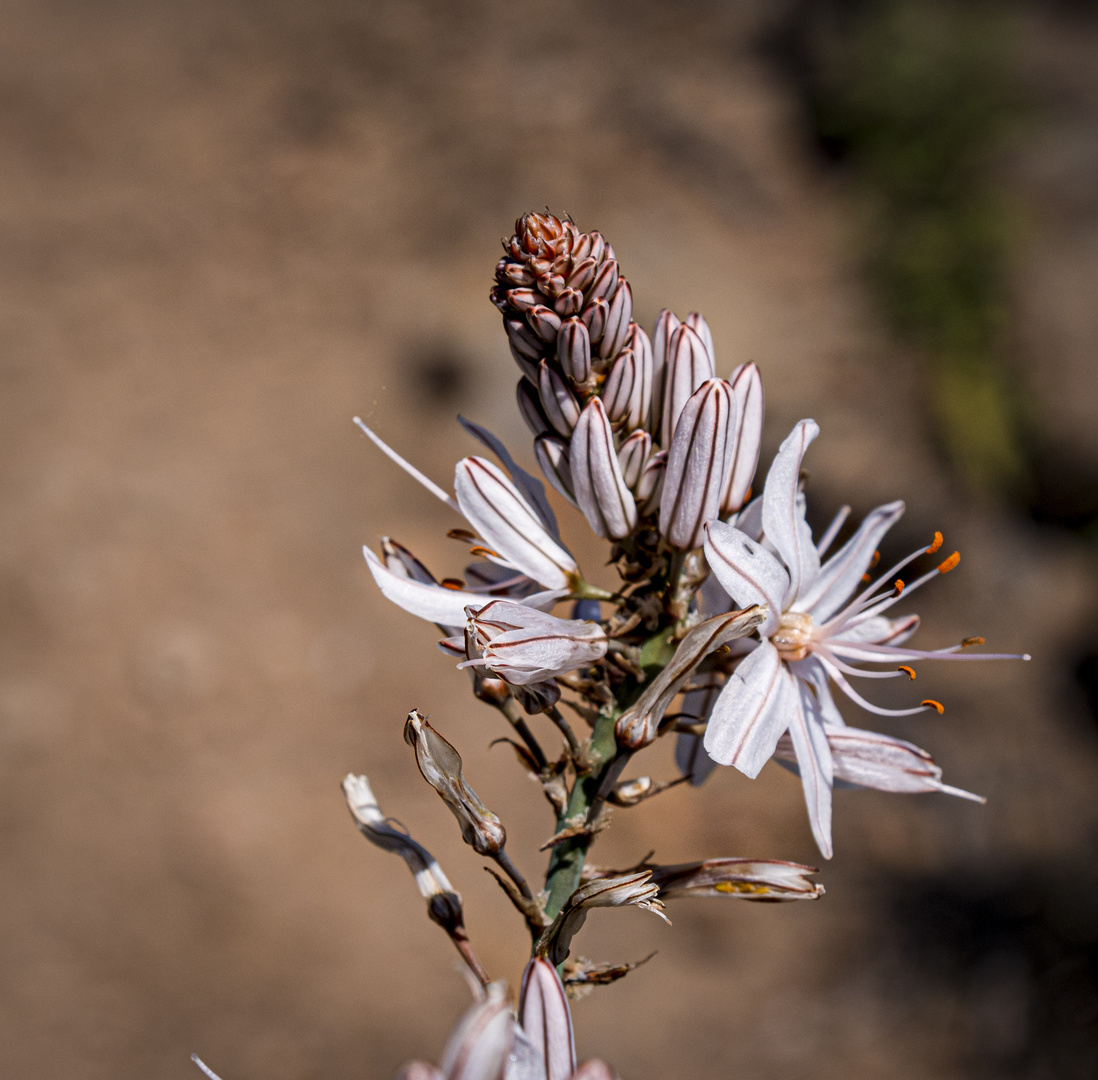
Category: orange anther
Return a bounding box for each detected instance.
[447,528,477,541]
[921,699,945,714]
[898,665,917,680]
[893,579,905,595]
[869,550,881,569]
[440,578,466,591]
[962,636,985,648]
[927,531,944,554]
[937,551,960,574]
[469,545,501,559]
[861,573,872,583]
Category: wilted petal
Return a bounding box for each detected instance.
[796,501,905,622]
[455,457,579,590]
[404,711,507,857]
[538,360,582,437]
[534,435,577,506]
[556,317,592,384]
[721,363,764,515]
[540,872,668,966]
[704,641,792,776]
[788,680,834,859]
[761,419,821,606]
[440,986,516,1080]
[570,398,637,541]
[659,324,714,449]
[464,600,607,685]
[646,857,823,901]
[364,547,501,626]
[703,521,789,638]
[519,959,576,1080]
[659,378,736,551]
[616,607,767,750]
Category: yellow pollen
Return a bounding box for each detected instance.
[962,636,985,647]
[937,551,960,574]
[715,882,769,895]
[898,665,916,680]
[928,531,944,554]
[921,699,945,714]
[440,578,466,591]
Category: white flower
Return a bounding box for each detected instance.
[356,417,581,625]
[701,418,1029,857]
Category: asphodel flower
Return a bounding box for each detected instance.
[570,398,637,541]
[460,600,608,686]
[700,418,1029,857]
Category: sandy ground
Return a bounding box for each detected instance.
[1,2,1096,1079]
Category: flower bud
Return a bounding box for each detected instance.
[650,308,681,437]
[580,296,608,346]
[505,315,543,361]
[506,288,542,312]
[438,984,515,1080]
[537,272,566,299]
[556,316,592,384]
[534,434,577,505]
[659,323,715,449]
[527,305,562,342]
[721,362,764,514]
[659,378,736,551]
[617,430,652,490]
[519,959,577,1080]
[553,286,584,317]
[566,255,597,292]
[517,378,552,438]
[403,710,507,857]
[570,398,637,541]
[462,599,607,685]
[598,280,633,359]
[635,449,666,514]
[684,311,715,367]
[602,348,642,430]
[538,360,581,437]
[587,258,619,302]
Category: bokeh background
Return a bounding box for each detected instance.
[2,1,1096,1078]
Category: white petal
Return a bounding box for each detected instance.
[456,457,579,590]
[364,546,499,625]
[789,679,834,859]
[703,520,789,638]
[441,992,515,1080]
[519,959,576,1080]
[797,501,905,621]
[721,362,764,514]
[761,419,820,606]
[704,641,790,776]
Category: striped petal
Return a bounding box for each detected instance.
[761,419,820,607]
[570,398,637,540]
[703,520,788,638]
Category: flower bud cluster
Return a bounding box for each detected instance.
[493,212,763,558]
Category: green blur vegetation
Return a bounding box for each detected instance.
[804,0,1027,495]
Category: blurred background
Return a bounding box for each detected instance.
[1,1,1096,1077]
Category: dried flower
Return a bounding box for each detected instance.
[645,858,824,902]
[404,710,507,857]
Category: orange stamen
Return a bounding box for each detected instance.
[937,551,960,574]
[440,578,466,591]
[927,531,944,554]
[893,579,905,596]
[469,545,502,560]
[921,699,945,714]
[898,665,916,680]
[962,636,985,648]
[861,573,872,583]
[869,550,881,569]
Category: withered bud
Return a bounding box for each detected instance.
[403,710,507,856]
[646,858,824,902]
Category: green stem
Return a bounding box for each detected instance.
[542,707,621,922]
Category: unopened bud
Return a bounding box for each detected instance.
[534,434,577,505]
[519,959,577,1080]
[581,297,608,345]
[506,288,542,312]
[660,324,715,448]
[528,305,563,343]
[570,398,637,541]
[650,309,681,437]
[537,272,566,299]
[403,710,507,856]
[566,256,597,292]
[617,430,652,490]
[554,286,584,317]
[517,378,552,438]
[659,378,736,551]
[635,449,666,514]
[462,599,607,685]
[598,280,633,359]
[684,311,715,367]
[721,362,764,514]
[538,360,581,437]
[438,984,515,1080]
[587,259,619,303]
[556,316,592,383]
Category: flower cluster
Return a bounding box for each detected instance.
[269,212,1027,1079]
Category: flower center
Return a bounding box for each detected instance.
[772,611,814,662]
